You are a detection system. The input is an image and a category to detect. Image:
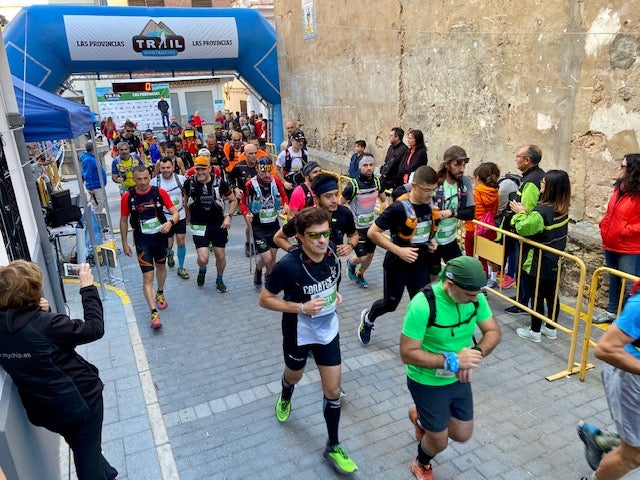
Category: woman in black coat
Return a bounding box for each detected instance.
[0,261,117,480]
[398,129,428,184]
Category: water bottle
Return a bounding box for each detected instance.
[435,184,445,210]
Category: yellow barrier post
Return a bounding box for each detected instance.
[474,219,590,381]
[579,267,639,381]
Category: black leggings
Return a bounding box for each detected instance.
[368,259,429,322]
[528,273,560,333]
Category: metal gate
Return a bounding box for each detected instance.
[0,135,30,261]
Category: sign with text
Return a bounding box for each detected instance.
[97,84,170,131]
[64,16,238,61]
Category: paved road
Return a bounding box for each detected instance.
[59,174,616,480]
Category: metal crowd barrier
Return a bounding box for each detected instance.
[579,267,639,380]
[472,219,590,382]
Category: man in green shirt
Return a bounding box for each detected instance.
[400,256,501,480]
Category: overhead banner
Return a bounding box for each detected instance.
[97,84,170,131]
[64,15,238,61]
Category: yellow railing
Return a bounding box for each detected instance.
[473,219,589,381]
[580,267,639,380]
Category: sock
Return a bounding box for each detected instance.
[490,270,497,281]
[199,266,207,273]
[167,248,173,256]
[157,289,163,294]
[216,274,223,282]
[177,246,186,268]
[416,442,434,467]
[358,265,368,276]
[281,373,295,401]
[323,396,341,447]
[151,308,158,314]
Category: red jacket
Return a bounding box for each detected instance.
[599,184,640,254]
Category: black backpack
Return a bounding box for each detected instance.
[127,186,167,230]
[419,284,479,342]
[284,148,309,186]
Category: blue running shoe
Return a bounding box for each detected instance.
[577,420,604,471]
[347,260,358,282]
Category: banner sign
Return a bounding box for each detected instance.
[97,84,170,131]
[64,15,238,61]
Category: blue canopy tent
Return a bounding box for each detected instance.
[11,74,93,141]
[11,74,107,299]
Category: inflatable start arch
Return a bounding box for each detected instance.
[3,5,283,142]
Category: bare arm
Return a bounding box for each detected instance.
[259,286,325,316]
[120,215,132,256]
[273,226,293,252]
[400,335,447,369]
[595,324,640,374]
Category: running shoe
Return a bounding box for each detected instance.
[541,325,557,339]
[505,305,527,315]
[339,386,346,398]
[216,279,228,293]
[177,268,190,279]
[356,273,368,288]
[208,242,214,252]
[411,459,434,480]
[167,252,175,268]
[486,278,498,288]
[408,405,425,441]
[593,311,616,324]
[324,444,358,474]
[500,275,516,289]
[577,420,604,471]
[254,269,262,288]
[150,311,162,330]
[358,309,373,345]
[347,260,358,282]
[275,394,291,423]
[516,326,541,343]
[156,291,167,310]
[197,270,206,287]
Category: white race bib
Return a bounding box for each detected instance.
[191,224,206,237]
[140,218,162,235]
[311,285,337,318]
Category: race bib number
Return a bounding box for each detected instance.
[436,220,457,242]
[412,220,432,244]
[356,213,375,227]
[259,209,278,223]
[140,218,162,235]
[191,224,206,237]
[311,285,337,318]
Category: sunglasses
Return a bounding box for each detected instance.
[304,230,331,239]
[125,130,134,133]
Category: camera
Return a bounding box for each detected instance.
[63,263,81,277]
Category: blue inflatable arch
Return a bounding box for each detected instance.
[3,5,282,143]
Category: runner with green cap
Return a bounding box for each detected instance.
[400,256,502,480]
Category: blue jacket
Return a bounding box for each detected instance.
[80,151,107,190]
[348,153,363,179]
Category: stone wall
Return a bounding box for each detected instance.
[273,1,639,302]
